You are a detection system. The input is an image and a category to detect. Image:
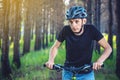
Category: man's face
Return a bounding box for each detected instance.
[69,19,84,33]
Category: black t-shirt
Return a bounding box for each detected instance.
[57,24,103,67]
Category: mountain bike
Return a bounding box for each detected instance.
[44,63,104,80]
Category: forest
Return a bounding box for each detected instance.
[0,0,120,80]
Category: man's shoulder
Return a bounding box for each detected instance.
[64,25,70,28]
[84,24,94,27]
[62,25,71,31]
[84,24,96,30]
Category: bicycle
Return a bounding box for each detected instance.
[43,63,104,80]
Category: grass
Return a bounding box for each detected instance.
[9,44,119,80]
[10,45,66,80]
[0,34,119,80]
[92,52,118,80]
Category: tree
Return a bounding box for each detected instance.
[50,0,55,42]
[1,0,12,79]
[108,0,113,59]
[23,0,31,54]
[54,0,64,37]
[45,1,49,48]
[13,0,21,68]
[0,0,3,49]
[115,0,120,79]
[93,0,101,54]
[34,0,43,50]
[86,0,92,24]
[42,1,46,49]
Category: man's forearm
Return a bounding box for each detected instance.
[48,46,58,63]
[97,47,112,63]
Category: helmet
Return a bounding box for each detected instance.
[65,6,87,20]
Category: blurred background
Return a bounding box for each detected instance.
[0,0,120,80]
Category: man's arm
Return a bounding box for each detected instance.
[45,40,61,69]
[93,37,112,70]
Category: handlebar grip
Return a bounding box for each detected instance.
[43,64,46,67]
[43,64,57,70]
[43,64,62,71]
[101,64,104,67]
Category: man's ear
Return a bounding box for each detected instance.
[83,18,87,24]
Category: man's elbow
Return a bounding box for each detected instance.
[108,45,112,54]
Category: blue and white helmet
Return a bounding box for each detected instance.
[66,6,87,20]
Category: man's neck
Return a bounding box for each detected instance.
[74,26,84,36]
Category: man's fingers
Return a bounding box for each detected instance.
[45,62,54,69]
[93,62,102,70]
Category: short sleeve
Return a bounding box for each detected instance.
[56,27,66,42]
[92,25,103,42]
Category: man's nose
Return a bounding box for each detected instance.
[71,22,77,27]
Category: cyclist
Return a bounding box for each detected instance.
[45,6,112,80]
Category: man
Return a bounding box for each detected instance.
[45,6,112,80]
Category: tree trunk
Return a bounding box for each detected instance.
[23,0,31,54]
[1,0,12,79]
[13,0,21,69]
[0,0,3,48]
[50,0,55,42]
[34,0,42,50]
[45,3,49,48]
[116,0,120,79]
[94,0,101,54]
[86,0,92,24]
[108,0,113,59]
[34,22,42,50]
[42,1,46,49]
[0,39,1,48]
[0,5,3,49]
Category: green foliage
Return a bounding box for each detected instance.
[92,51,118,80]
[11,50,50,80]
[11,45,119,80]
[0,34,119,80]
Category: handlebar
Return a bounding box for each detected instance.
[43,63,104,73]
[43,64,64,72]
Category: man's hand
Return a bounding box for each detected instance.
[45,61,54,69]
[93,61,103,70]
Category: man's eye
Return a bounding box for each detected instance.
[69,21,73,24]
[75,20,79,23]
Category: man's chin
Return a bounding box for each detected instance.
[73,31,80,34]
